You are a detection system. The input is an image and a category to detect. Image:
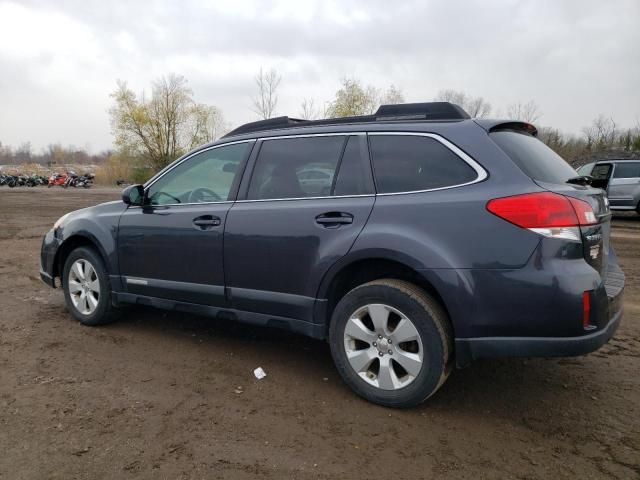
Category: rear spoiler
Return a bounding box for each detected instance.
[474,119,538,137]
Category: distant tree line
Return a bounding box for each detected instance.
[0,141,110,167]
[2,71,638,183]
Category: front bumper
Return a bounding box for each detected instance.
[40,228,61,288]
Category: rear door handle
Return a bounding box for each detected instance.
[315,212,354,227]
[193,215,221,230]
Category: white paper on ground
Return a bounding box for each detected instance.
[253,367,267,380]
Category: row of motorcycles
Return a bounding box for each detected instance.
[0,173,49,187]
[0,171,95,188]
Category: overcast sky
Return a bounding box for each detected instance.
[0,0,638,152]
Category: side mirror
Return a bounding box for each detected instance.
[122,184,145,206]
[222,162,237,173]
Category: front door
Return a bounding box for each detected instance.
[224,134,375,322]
[118,141,253,306]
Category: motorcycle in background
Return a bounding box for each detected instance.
[48,172,69,187]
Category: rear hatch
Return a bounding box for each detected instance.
[489,127,611,276]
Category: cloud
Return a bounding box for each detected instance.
[0,0,638,151]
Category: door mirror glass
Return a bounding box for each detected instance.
[122,184,144,206]
[222,162,238,173]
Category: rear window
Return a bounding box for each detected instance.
[369,135,478,194]
[490,130,577,183]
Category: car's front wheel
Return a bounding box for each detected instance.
[62,247,119,326]
[329,279,452,408]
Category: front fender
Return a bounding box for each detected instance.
[55,201,126,276]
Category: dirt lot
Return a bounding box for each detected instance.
[0,188,638,479]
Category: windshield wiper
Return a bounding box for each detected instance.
[566,175,593,186]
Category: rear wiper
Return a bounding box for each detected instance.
[566,175,593,186]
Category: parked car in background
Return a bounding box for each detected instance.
[577,159,640,214]
[40,102,624,408]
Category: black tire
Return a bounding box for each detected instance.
[62,246,119,326]
[329,279,453,408]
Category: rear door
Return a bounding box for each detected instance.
[223,134,375,322]
[608,162,640,208]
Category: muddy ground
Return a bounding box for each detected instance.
[0,188,638,479]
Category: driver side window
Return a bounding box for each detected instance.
[146,143,249,206]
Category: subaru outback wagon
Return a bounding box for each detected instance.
[41,102,624,408]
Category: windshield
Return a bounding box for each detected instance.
[491,130,578,184]
[576,162,595,176]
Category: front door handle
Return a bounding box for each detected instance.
[315,212,354,228]
[193,215,221,230]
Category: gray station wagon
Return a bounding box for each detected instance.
[577,159,640,214]
[41,102,625,407]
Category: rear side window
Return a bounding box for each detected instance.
[247,135,372,200]
[369,135,478,194]
[612,162,640,179]
[490,130,577,183]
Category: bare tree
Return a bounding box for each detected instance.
[299,98,320,120]
[506,100,541,123]
[109,74,225,170]
[380,85,405,105]
[252,68,282,119]
[435,89,492,118]
[582,115,617,150]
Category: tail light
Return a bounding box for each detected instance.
[486,192,597,241]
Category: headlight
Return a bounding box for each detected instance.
[54,213,70,230]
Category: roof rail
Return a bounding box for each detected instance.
[223,102,470,138]
[375,102,470,120]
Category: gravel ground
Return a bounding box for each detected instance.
[0,188,638,479]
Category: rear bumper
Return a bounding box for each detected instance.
[455,306,622,366]
[454,261,625,367]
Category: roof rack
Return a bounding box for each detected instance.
[223,102,470,138]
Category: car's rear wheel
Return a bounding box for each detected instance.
[329,279,452,408]
[62,247,119,326]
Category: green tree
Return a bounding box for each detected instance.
[326,78,379,118]
[109,74,226,171]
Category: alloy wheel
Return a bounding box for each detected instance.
[68,259,100,315]
[343,303,424,390]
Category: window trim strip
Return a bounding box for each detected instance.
[137,131,487,207]
[367,131,488,196]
